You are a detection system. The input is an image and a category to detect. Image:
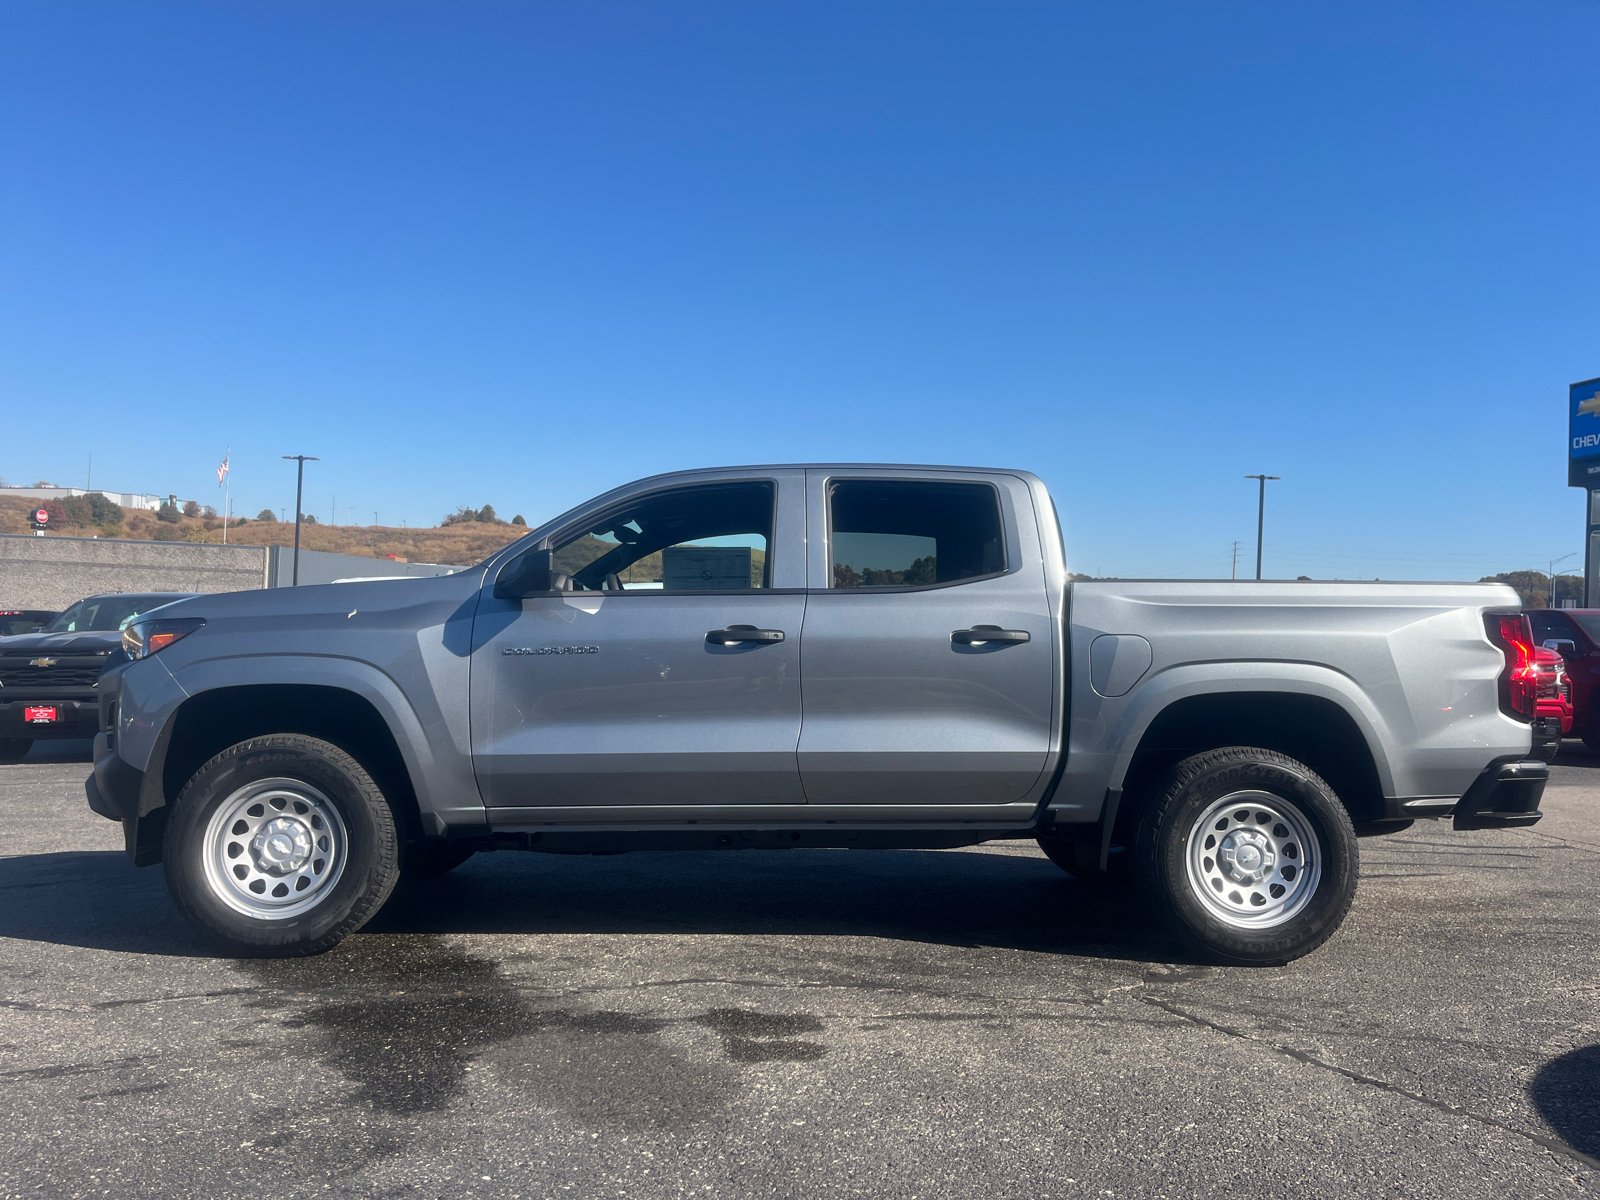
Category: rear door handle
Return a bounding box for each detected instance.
[706,625,786,644]
[951,626,1030,645]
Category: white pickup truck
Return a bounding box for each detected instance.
[88,464,1545,964]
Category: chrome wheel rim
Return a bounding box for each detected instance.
[201,778,348,920]
[1185,790,1322,930]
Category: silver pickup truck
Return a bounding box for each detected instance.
[87,464,1546,965]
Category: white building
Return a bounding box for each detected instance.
[1,486,167,512]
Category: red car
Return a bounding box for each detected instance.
[1527,610,1598,747]
[1530,645,1572,761]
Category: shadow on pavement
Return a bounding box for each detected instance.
[0,843,1180,965]
[13,738,94,764]
[1531,1044,1600,1160]
[369,845,1179,962]
[0,850,208,956]
[1552,740,1600,769]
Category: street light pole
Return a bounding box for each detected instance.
[282,455,319,586]
[1549,552,1577,608]
[1244,474,1280,581]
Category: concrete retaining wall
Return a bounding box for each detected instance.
[0,535,468,609]
[264,546,462,587]
[0,535,268,609]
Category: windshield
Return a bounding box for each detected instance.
[1569,614,1600,644]
[46,596,180,633]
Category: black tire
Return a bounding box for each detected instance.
[0,738,31,763]
[1582,724,1600,753]
[1035,835,1132,886]
[162,734,401,957]
[1133,746,1358,967]
[402,841,476,880]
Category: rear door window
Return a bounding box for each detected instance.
[827,480,1004,589]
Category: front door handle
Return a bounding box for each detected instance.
[706,625,786,645]
[951,626,1030,645]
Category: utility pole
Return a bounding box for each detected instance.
[1244,475,1280,581]
[1231,540,1240,580]
[282,455,319,585]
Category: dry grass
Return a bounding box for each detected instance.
[0,494,528,566]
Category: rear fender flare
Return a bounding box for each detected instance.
[1102,663,1398,800]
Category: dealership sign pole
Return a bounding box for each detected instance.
[1568,377,1600,606]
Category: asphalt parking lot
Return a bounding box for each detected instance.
[1,742,1596,1200]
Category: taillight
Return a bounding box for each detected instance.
[1485,613,1537,721]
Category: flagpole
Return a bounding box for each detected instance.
[220,446,230,545]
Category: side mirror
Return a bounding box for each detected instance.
[1544,639,1577,658]
[494,548,554,599]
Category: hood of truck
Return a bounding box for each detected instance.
[0,630,123,655]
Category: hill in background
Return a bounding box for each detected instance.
[0,493,528,565]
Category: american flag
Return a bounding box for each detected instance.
[217,451,230,486]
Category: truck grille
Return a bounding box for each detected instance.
[0,662,103,689]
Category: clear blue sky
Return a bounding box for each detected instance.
[2,3,1596,580]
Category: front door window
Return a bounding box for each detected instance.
[551,482,772,592]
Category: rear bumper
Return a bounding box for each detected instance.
[1451,758,1547,831]
[1381,757,1548,830]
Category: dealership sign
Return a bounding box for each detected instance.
[1570,376,1600,487]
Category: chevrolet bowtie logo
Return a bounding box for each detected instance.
[1579,395,1600,418]
[29,658,57,668]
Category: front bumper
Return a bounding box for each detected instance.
[0,697,99,740]
[1451,758,1547,831]
[88,729,164,866]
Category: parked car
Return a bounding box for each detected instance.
[0,609,59,637]
[0,593,196,763]
[1529,645,1572,762]
[1526,609,1600,747]
[88,464,1546,965]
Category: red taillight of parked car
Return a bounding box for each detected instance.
[1485,613,1537,721]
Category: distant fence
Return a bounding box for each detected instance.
[0,535,463,610]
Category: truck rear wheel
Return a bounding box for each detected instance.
[1134,746,1357,967]
[162,735,401,957]
[0,738,31,763]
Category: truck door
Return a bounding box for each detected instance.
[470,472,807,808]
[797,470,1057,806]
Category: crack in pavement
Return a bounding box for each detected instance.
[1140,994,1600,1174]
[94,987,258,1010]
[0,1054,160,1082]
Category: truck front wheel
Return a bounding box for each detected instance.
[1134,746,1357,967]
[162,735,401,957]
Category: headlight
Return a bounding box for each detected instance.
[123,616,206,660]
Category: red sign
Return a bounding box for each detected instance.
[33,509,49,524]
[24,706,58,724]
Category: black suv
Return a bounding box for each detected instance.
[0,593,195,762]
